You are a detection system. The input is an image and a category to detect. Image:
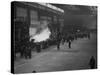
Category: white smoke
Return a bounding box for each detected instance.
[29,20,51,42]
[33,27,51,42]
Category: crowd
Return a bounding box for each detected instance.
[14,30,90,59]
[14,30,97,69]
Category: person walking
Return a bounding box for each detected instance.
[68,40,71,48]
[36,43,41,53]
[56,30,61,50]
[57,41,60,50]
[89,56,96,69]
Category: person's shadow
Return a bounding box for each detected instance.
[32,70,36,73]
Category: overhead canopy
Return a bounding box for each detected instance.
[51,3,97,30]
[51,3,97,15]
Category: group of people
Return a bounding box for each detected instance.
[56,31,96,69]
[14,37,42,59]
[56,31,91,50]
[19,37,33,59]
[14,30,96,69]
[14,30,91,60]
[56,32,72,50]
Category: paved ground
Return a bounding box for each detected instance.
[14,33,97,74]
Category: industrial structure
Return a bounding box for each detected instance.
[12,1,64,55]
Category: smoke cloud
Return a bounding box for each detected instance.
[29,20,51,42]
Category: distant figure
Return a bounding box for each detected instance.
[27,46,32,59]
[68,40,71,48]
[89,56,95,69]
[30,39,35,48]
[88,33,90,39]
[57,41,60,50]
[36,43,41,53]
[56,30,61,50]
[62,35,66,45]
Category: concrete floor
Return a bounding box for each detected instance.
[14,33,97,74]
